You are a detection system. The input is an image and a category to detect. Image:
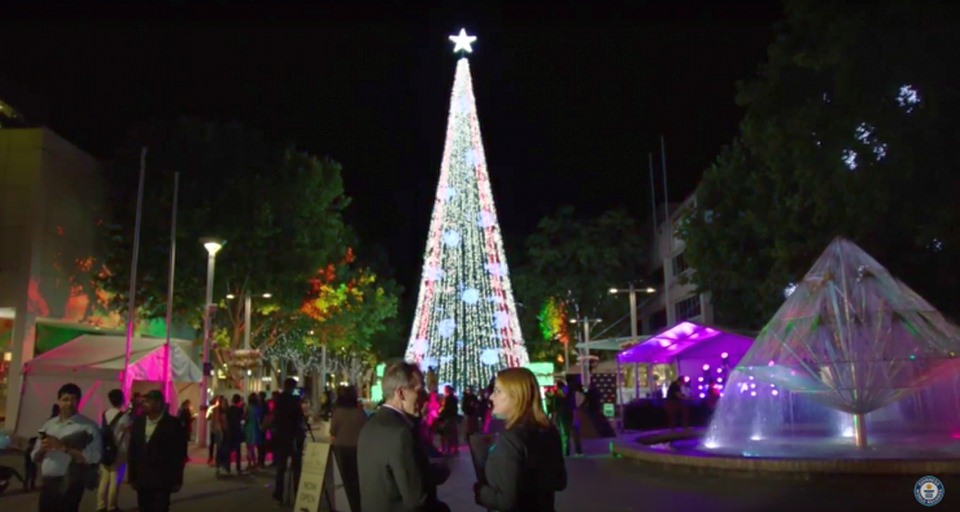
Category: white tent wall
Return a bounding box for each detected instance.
[18,371,115,435]
[15,335,201,436]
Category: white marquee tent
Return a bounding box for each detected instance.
[16,335,201,435]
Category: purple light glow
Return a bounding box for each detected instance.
[616,321,754,366]
[721,352,729,359]
[702,364,711,371]
[699,393,706,399]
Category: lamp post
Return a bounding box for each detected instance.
[228,291,272,392]
[610,284,656,399]
[197,237,224,448]
[609,284,657,342]
[569,317,601,387]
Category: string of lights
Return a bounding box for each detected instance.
[405,33,529,390]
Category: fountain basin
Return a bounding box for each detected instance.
[612,429,960,477]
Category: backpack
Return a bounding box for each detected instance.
[100,411,124,466]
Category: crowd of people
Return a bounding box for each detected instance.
[22,363,578,512]
[28,384,186,512]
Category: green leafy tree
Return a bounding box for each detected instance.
[513,207,647,364]
[291,248,401,385]
[97,118,352,347]
[680,0,960,327]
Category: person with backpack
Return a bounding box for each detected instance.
[97,389,131,512]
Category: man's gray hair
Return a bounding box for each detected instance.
[381,362,422,401]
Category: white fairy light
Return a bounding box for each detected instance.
[841,148,858,171]
[405,42,528,390]
[896,84,921,113]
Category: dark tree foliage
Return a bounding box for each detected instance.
[513,207,648,362]
[680,0,960,327]
[97,117,351,326]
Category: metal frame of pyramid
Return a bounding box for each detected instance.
[734,237,960,447]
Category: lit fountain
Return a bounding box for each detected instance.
[703,237,960,460]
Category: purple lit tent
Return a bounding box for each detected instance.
[616,321,755,397]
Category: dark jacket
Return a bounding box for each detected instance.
[128,413,187,492]
[273,391,305,439]
[439,395,459,422]
[358,407,443,512]
[477,424,566,512]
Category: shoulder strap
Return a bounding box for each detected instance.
[108,410,124,428]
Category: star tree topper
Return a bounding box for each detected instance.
[449,28,477,54]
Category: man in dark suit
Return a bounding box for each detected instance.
[358,362,450,512]
[127,390,187,512]
[271,377,306,502]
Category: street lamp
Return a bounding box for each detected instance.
[609,284,657,342]
[610,284,656,402]
[569,316,602,386]
[197,237,224,448]
[227,291,272,392]
[226,292,273,350]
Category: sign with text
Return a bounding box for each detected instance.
[294,441,331,512]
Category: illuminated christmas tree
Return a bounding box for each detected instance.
[405,29,529,390]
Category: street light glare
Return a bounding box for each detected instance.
[200,237,225,256]
[226,294,236,300]
[608,287,619,294]
[645,287,656,294]
[262,293,272,298]
[569,318,578,324]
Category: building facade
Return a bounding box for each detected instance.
[0,126,106,428]
[639,192,714,334]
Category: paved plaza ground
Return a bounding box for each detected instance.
[1,438,954,511]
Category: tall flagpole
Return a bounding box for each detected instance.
[660,136,672,325]
[163,172,180,411]
[648,152,658,259]
[122,148,147,399]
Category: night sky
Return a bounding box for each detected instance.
[1,2,781,294]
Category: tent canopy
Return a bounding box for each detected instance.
[16,335,201,435]
[616,321,754,366]
[26,335,200,382]
[574,335,649,352]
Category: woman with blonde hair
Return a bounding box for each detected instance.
[474,367,567,511]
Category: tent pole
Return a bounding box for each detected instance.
[616,357,623,432]
[634,363,640,399]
